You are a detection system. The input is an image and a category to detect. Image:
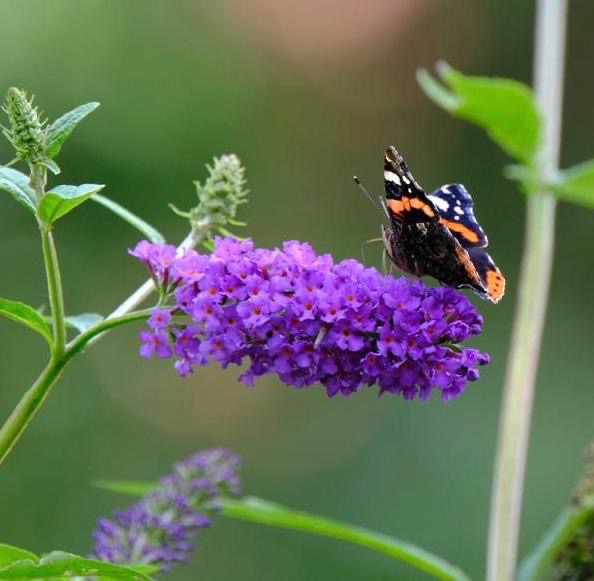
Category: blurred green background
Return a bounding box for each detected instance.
[1,1,593,579]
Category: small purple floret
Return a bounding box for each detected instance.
[92,449,240,572]
[130,238,489,401]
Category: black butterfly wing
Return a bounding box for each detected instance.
[383,146,439,225]
[465,247,505,303]
[428,184,487,248]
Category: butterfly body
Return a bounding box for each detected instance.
[382,146,505,303]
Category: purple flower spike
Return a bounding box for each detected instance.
[92,449,240,573]
[131,237,490,401]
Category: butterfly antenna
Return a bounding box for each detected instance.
[353,176,382,212]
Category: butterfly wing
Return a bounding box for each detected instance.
[465,247,505,303]
[383,146,438,225]
[428,184,487,248]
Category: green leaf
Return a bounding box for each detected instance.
[0,297,52,344]
[555,159,594,208]
[417,63,542,163]
[518,498,594,581]
[0,551,153,580]
[65,313,104,333]
[45,102,100,159]
[38,183,104,224]
[92,194,166,243]
[0,544,38,569]
[0,167,36,212]
[40,158,61,175]
[94,479,156,496]
[127,564,161,575]
[221,497,470,581]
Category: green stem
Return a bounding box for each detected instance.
[518,499,594,581]
[41,228,66,356]
[486,1,567,579]
[0,310,150,467]
[0,224,203,467]
[221,496,471,581]
[66,309,152,356]
[0,358,66,465]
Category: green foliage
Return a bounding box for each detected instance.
[94,479,155,496]
[0,167,36,212]
[174,154,248,247]
[45,102,100,159]
[0,548,154,580]
[554,160,594,208]
[0,545,38,569]
[38,183,104,225]
[92,194,165,243]
[417,63,542,164]
[1,88,99,175]
[64,313,104,334]
[221,497,471,581]
[0,297,52,345]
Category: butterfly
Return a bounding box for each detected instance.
[381,145,505,303]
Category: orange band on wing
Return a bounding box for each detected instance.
[410,198,436,217]
[387,197,435,219]
[440,219,480,244]
[454,244,482,287]
[485,267,505,303]
[386,199,405,218]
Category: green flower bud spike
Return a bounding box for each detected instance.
[171,154,249,249]
[2,88,47,166]
[549,445,594,580]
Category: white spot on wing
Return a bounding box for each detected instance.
[428,194,449,212]
[454,206,464,215]
[384,170,401,185]
[402,176,410,184]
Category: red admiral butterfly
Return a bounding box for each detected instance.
[381,146,505,303]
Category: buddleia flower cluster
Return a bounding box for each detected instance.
[131,236,489,401]
[92,449,240,572]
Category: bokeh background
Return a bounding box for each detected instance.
[0,1,593,579]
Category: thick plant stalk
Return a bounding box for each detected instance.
[486,0,567,579]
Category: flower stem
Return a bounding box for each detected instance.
[66,309,153,356]
[41,228,67,356]
[0,309,151,467]
[486,0,567,579]
[0,358,66,464]
[221,496,471,581]
[0,226,204,466]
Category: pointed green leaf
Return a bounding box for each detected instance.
[0,551,153,580]
[0,167,36,212]
[418,63,542,163]
[555,159,594,208]
[0,297,52,344]
[38,183,104,224]
[94,479,156,497]
[65,312,104,333]
[40,158,61,175]
[221,497,471,581]
[92,194,166,243]
[0,544,38,569]
[128,564,161,575]
[45,102,100,159]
